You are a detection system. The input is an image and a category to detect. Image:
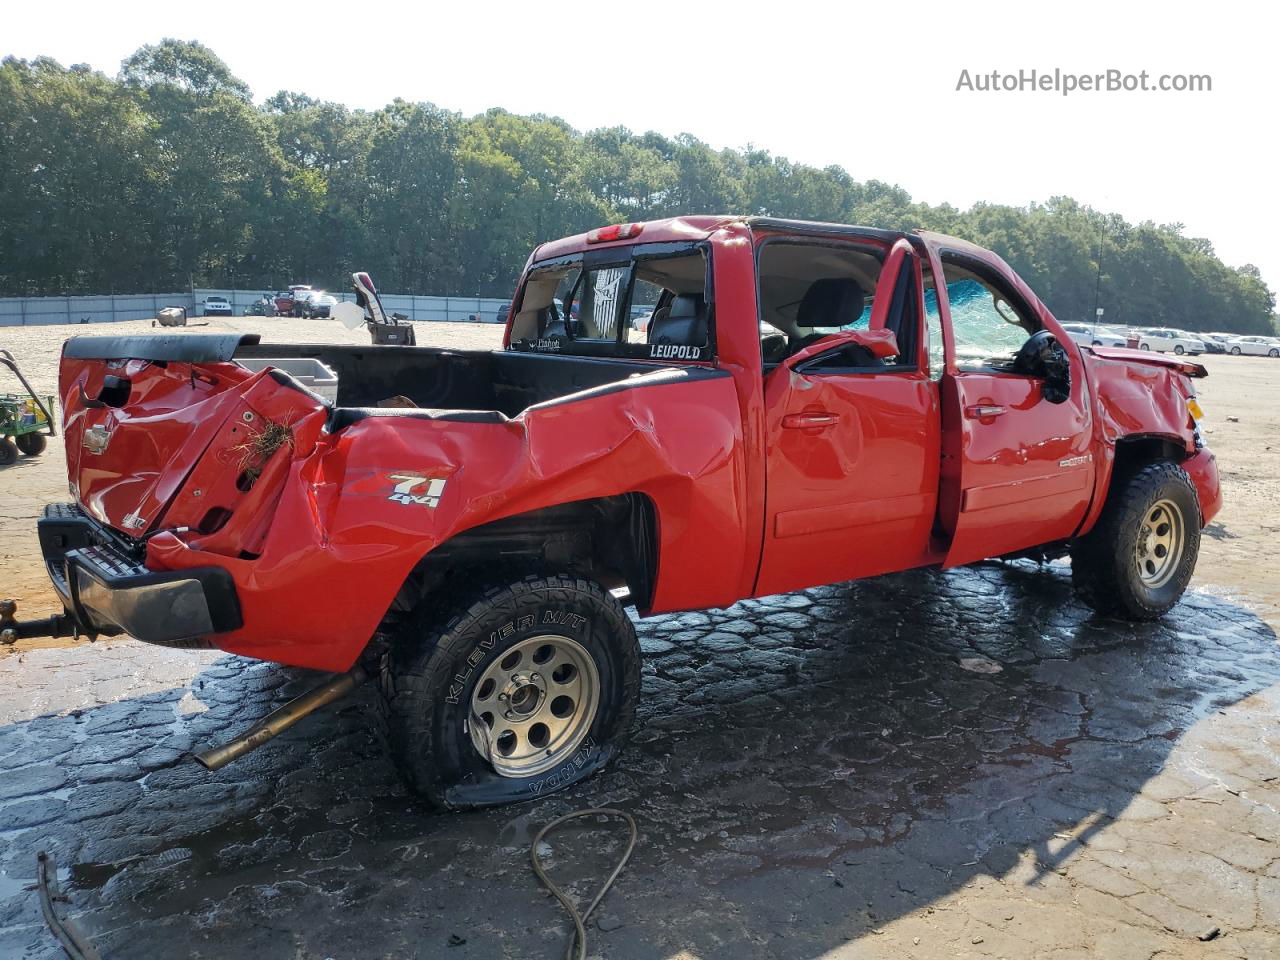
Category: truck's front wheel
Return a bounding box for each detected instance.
[1070,461,1201,620]
[379,574,640,809]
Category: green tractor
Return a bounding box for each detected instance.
[0,350,55,467]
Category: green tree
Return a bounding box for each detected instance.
[1,41,1274,335]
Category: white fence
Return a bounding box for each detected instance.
[0,290,511,327]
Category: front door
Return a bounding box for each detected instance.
[755,239,941,596]
[920,238,1095,567]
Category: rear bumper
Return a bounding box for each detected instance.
[38,504,242,644]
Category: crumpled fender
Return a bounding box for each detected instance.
[1076,351,1206,536]
[149,368,748,671]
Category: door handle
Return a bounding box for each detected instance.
[964,404,1006,419]
[782,412,840,429]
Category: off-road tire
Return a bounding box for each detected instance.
[378,574,640,810]
[15,433,46,456]
[0,439,16,466]
[1071,461,1201,620]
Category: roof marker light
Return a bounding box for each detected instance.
[586,222,644,244]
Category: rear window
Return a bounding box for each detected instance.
[509,244,711,362]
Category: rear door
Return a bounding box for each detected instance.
[756,239,941,596]
[920,237,1095,567]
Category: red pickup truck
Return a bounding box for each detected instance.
[13,216,1221,808]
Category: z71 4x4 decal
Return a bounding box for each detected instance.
[388,475,448,507]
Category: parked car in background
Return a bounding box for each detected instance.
[303,293,337,319]
[494,303,510,325]
[273,292,292,316]
[1198,334,1231,354]
[1138,328,1206,355]
[276,285,313,317]
[200,296,233,317]
[1225,335,1280,357]
[1059,323,1128,348]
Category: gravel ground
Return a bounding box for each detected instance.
[0,319,1277,959]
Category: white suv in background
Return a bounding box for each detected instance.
[1059,323,1129,348]
[200,295,233,317]
[1138,328,1206,355]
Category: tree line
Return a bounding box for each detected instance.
[1,41,1274,334]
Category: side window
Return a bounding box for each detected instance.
[626,277,663,343]
[942,268,1039,371]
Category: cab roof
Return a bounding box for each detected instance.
[530,215,920,263]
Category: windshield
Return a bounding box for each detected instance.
[509,244,711,362]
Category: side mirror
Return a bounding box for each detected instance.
[1013,331,1072,403]
[783,328,900,370]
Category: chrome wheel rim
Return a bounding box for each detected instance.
[1136,498,1185,588]
[467,634,599,778]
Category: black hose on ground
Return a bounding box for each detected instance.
[530,808,638,960]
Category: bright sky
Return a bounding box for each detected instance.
[8,0,1278,296]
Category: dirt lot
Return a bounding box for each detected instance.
[1,319,1278,959]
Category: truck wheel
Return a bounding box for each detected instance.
[1070,461,1201,620]
[15,433,46,456]
[379,574,640,809]
[0,439,16,466]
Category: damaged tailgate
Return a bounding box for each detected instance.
[59,334,327,547]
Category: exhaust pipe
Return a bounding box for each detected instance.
[194,665,368,770]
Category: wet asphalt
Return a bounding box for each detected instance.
[1,561,1278,959]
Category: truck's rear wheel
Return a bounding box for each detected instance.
[1070,461,1201,620]
[379,574,640,809]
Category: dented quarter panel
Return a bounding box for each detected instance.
[147,369,748,671]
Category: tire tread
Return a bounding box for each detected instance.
[1071,460,1200,620]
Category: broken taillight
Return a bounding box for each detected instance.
[586,222,644,244]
